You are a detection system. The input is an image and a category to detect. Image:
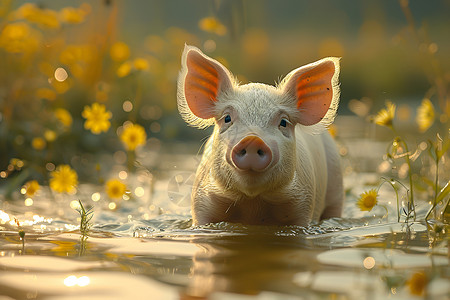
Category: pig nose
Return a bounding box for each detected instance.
[231,136,272,172]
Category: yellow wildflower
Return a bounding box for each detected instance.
[15,3,35,18]
[116,61,132,77]
[23,180,40,197]
[416,98,435,133]
[110,42,130,62]
[374,101,396,128]
[17,3,60,29]
[0,22,41,53]
[60,45,83,65]
[44,130,57,142]
[50,165,78,194]
[133,58,149,71]
[357,189,378,211]
[32,137,46,151]
[55,108,73,128]
[51,78,71,94]
[82,103,112,134]
[407,271,427,296]
[36,88,57,101]
[36,9,60,29]
[120,123,147,151]
[59,44,96,79]
[106,179,127,199]
[198,17,227,36]
[59,7,87,24]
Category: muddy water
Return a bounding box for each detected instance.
[0,201,448,299]
[0,118,449,299]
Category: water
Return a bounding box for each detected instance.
[1,118,449,299]
[1,193,448,299]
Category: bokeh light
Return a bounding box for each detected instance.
[363,256,376,270]
[54,67,68,82]
[63,275,90,287]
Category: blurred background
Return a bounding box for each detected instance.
[0,0,449,192]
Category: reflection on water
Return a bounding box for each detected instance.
[0,119,448,299]
[0,209,448,299]
[1,174,449,300]
[1,271,178,300]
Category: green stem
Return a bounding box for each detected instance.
[395,189,400,223]
[78,200,87,233]
[441,197,450,222]
[401,140,415,220]
[425,180,450,221]
[391,129,415,221]
[425,150,439,222]
[380,205,389,221]
[433,156,439,219]
[128,73,143,123]
[379,178,400,222]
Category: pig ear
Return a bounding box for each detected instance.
[177,45,234,129]
[280,57,340,131]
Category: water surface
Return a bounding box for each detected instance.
[1,119,449,299]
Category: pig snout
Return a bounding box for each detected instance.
[231,136,275,172]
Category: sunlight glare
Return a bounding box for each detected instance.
[119,170,128,180]
[91,192,101,202]
[45,163,56,171]
[203,39,216,52]
[64,275,77,287]
[363,256,376,269]
[77,276,90,287]
[123,100,133,112]
[0,210,11,223]
[63,275,90,287]
[134,187,144,197]
[70,200,81,210]
[33,215,44,222]
[54,67,69,82]
[24,198,34,206]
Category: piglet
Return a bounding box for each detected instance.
[177,45,343,226]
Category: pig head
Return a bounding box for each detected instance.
[177,45,343,226]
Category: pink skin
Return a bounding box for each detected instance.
[177,45,343,226]
[230,135,275,172]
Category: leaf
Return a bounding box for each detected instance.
[436,180,450,204]
[437,135,449,160]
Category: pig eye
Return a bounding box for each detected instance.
[224,115,232,123]
[279,118,288,127]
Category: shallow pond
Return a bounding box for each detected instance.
[0,118,449,300]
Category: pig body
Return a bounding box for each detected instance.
[177,45,343,226]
